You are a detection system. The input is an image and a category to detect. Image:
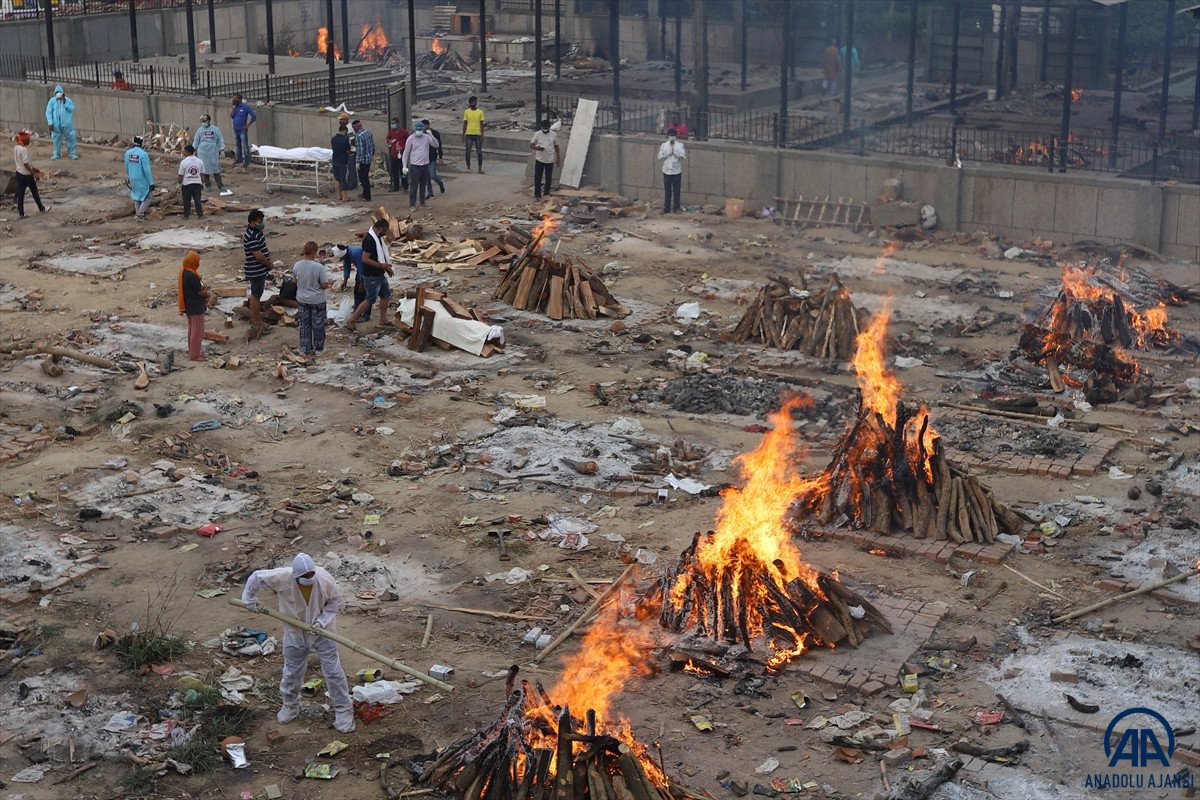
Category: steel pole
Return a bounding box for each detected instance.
[554,0,561,79]
[408,0,417,111]
[674,0,682,110]
[45,0,55,65]
[341,0,350,64]
[129,0,139,62]
[779,0,791,148]
[1040,1,1050,83]
[906,0,917,123]
[480,0,488,92]
[535,0,543,125]
[265,0,276,74]
[1157,0,1176,142]
[1058,7,1077,172]
[740,0,748,91]
[326,0,336,104]
[1109,2,1127,169]
[842,0,854,133]
[696,0,708,139]
[208,0,217,54]
[995,0,1007,98]
[949,0,961,114]
[1193,25,1200,133]
[610,0,620,118]
[185,0,197,84]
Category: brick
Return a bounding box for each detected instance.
[977,551,1005,565]
[1097,578,1128,592]
[0,591,33,606]
[1152,588,1199,607]
[881,748,912,767]
[860,680,885,696]
[1049,671,1080,683]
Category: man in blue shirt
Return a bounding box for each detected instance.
[352,120,375,202]
[230,94,257,169]
[332,244,371,322]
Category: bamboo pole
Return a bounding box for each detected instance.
[534,564,635,664]
[1053,568,1199,623]
[228,598,453,692]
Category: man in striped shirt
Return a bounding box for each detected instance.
[243,209,272,340]
[352,120,375,202]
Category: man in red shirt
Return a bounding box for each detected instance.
[386,117,409,192]
[665,112,690,140]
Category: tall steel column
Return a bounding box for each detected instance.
[45,0,56,64]
[696,0,709,139]
[950,0,961,114]
[129,0,139,62]
[1058,7,1077,172]
[535,0,543,125]
[1157,0,1176,142]
[842,0,854,133]
[480,0,488,92]
[610,0,621,134]
[408,0,417,111]
[778,0,791,148]
[1040,1,1050,83]
[208,0,217,53]
[266,0,276,74]
[1193,25,1200,132]
[674,0,682,110]
[995,0,1007,98]
[185,0,198,83]
[1109,2,1127,169]
[341,0,350,63]
[740,0,748,92]
[326,0,337,104]
[554,0,561,78]
[905,0,917,123]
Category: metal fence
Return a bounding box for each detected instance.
[543,93,1198,185]
[0,53,389,110]
[1,0,248,21]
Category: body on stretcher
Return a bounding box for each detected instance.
[252,145,335,197]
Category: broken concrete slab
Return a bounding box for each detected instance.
[38,253,138,276]
[259,204,363,224]
[135,228,238,251]
[869,201,922,228]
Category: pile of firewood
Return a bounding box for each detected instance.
[494,230,630,320]
[800,399,1023,543]
[730,276,867,359]
[418,48,473,71]
[657,532,892,656]
[417,675,701,800]
[397,286,504,358]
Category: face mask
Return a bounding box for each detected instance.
[390,123,398,129]
[541,127,550,133]
[669,136,676,142]
[296,576,314,586]
[201,120,209,127]
[56,93,64,99]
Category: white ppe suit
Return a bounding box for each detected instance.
[241,555,354,732]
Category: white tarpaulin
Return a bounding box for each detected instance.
[397,297,503,357]
[252,145,333,162]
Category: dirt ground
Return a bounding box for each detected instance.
[0,131,1197,800]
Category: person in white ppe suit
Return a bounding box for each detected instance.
[241,553,355,733]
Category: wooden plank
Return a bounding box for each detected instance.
[211,287,248,298]
[408,287,426,352]
[578,281,598,319]
[203,330,230,342]
[560,98,599,188]
[512,264,538,310]
[464,245,503,266]
[547,275,565,320]
[441,297,473,319]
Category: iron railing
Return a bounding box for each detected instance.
[0,53,389,111]
[1,0,248,21]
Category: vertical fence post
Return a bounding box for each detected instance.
[45,0,56,66]
[95,62,101,88]
[150,64,155,94]
[206,70,212,98]
[129,0,139,62]
[266,73,271,103]
[41,57,47,84]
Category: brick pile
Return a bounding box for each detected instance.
[0,424,53,464]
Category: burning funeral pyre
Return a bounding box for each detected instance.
[495,216,631,320]
[420,36,474,71]
[796,304,1022,542]
[655,396,892,670]
[730,276,867,359]
[1018,264,1183,403]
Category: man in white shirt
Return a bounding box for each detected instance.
[293,241,332,359]
[657,128,686,214]
[401,122,434,213]
[177,145,205,220]
[529,118,561,200]
[13,129,48,218]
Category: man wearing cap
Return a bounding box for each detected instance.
[401,122,433,213]
[352,120,376,202]
[45,85,78,160]
[193,114,232,196]
[124,135,155,221]
[241,553,354,733]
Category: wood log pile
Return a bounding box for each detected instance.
[395,286,504,357]
[658,532,892,656]
[418,676,702,800]
[731,277,867,359]
[800,400,1022,543]
[493,229,630,321]
[418,47,473,71]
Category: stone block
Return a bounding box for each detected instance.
[882,748,912,766]
[970,176,1015,228]
[869,201,922,228]
[1052,183,1099,236]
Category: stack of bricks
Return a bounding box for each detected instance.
[0,554,101,607]
[827,528,1014,566]
[938,411,1120,478]
[0,425,53,464]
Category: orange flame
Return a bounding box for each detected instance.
[531,214,561,249]
[359,23,390,60]
[851,300,903,429]
[874,242,897,276]
[1071,88,1083,103]
[317,27,341,60]
[431,34,445,55]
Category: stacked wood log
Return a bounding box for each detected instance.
[658,532,892,656]
[494,230,631,320]
[418,677,702,800]
[395,286,504,357]
[731,277,868,359]
[798,400,1022,543]
[373,206,424,242]
[418,47,473,71]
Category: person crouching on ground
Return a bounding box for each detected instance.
[178,251,209,361]
[333,244,371,323]
[344,219,393,332]
[293,241,331,361]
[241,553,355,733]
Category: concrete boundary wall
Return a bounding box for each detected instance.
[582,136,1199,262]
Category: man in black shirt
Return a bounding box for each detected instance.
[345,219,394,332]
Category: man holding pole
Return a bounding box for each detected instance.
[241,553,355,733]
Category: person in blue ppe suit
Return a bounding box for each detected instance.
[192,114,232,196]
[45,85,78,160]
[124,135,155,221]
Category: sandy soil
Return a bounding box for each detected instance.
[0,134,1197,800]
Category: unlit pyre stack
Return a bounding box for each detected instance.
[656,533,892,660]
[731,277,867,359]
[417,675,700,800]
[798,399,1023,543]
[494,230,630,321]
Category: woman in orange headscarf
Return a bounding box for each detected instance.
[178,251,209,360]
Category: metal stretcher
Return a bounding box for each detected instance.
[252,146,335,197]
